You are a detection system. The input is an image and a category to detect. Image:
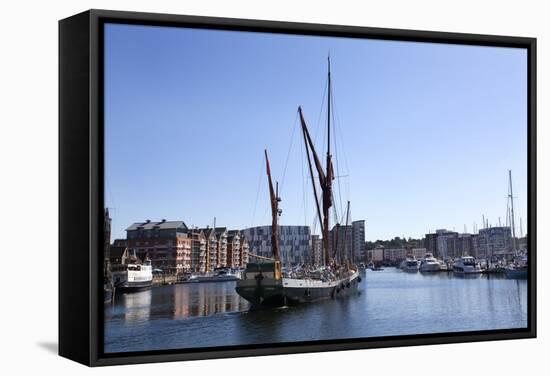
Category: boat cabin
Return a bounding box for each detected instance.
[243,261,281,281]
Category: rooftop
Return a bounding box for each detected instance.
[126,220,188,232]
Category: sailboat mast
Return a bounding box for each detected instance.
[323,57,334,266]
[508,170,517,253]
[265,149,280,260]
[327,56,332,161]
[343,201,351,262]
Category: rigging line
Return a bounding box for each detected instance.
[331,82,351,201]
[300,129,308,227]
[330,82,345,219]
[313,77,329,144]
[250,157,265,227]
[331,83,352,202]
[259,203,270,226]
[279,110,299,196]
[331,84,351,178]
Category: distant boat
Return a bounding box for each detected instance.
[419,253,440,272]
[366,261,383,271]
[504,265,528,279]
[452,256,482,275]
[401,258,419,272]
[438,259,449,271]
[180,268,242,283]
[504,256,528,279]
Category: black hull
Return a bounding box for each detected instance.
[236,272,361,309]
[114,281,152,293]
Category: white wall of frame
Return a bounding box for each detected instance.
[1,0,547,374]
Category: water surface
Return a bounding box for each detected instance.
[104,268,527,353]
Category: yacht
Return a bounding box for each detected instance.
[452,256,482,275]
[401,258,419,272]
[438,260,449,271]
[111,254,153,293]
[419,253,440,272]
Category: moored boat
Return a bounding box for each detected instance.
[452,256,482,275]
[504,265,528,279]
[236,262,360,307]
[401,258,419,272]
[236,58,361,308]
[111,254,153,293]
[419,253,440,272]
[180,268,242,283]
[504,256,528,279]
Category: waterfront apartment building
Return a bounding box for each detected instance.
[201,227,219,272]
[433,229,459,259]
[311,235,322,265]
[425,229,477,259]
[328,224,353,262]
[473,227,513,259]
[383,248,406,262]
[411,247,427,259]
[215,227,228,268]
[189,229,207,273]
[227,230,242,268]
[109,239,128,265]
[452,233,474,258]
[241,225,311,265]
[240,236,250,267]
[424,233,438,257]
[352,220,366,263]
[367,246,384,263]
[328,220,366,263]
[126,220,191,274]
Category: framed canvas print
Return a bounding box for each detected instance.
[59,9,536,366]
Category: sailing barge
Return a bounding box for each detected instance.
[236,58,361,308]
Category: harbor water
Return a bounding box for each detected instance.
[104,268,528,353]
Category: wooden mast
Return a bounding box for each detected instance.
[297,57,334,266]
[324,56,334,265]
[265,149,280,260]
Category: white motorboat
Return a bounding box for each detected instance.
[401,258,419,272]
[419,253,440,272]
[452,256,482,274]
[111,257,153,292]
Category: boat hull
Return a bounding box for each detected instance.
[505,268,528,279]
[452,267,483,275]
[114,280,152,293]
[236,271,361,308]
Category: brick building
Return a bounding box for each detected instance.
[126,219,191,274]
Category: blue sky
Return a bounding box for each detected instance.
[104,23,527,241]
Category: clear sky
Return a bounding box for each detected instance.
[104,23,527,242]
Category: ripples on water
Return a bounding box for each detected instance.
[104,268,527,353]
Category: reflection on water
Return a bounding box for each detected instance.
[172,282,248,318]
[104,268,528,353]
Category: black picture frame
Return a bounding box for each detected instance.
[59,9,537,367]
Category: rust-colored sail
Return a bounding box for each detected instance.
[264,149,280,260]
